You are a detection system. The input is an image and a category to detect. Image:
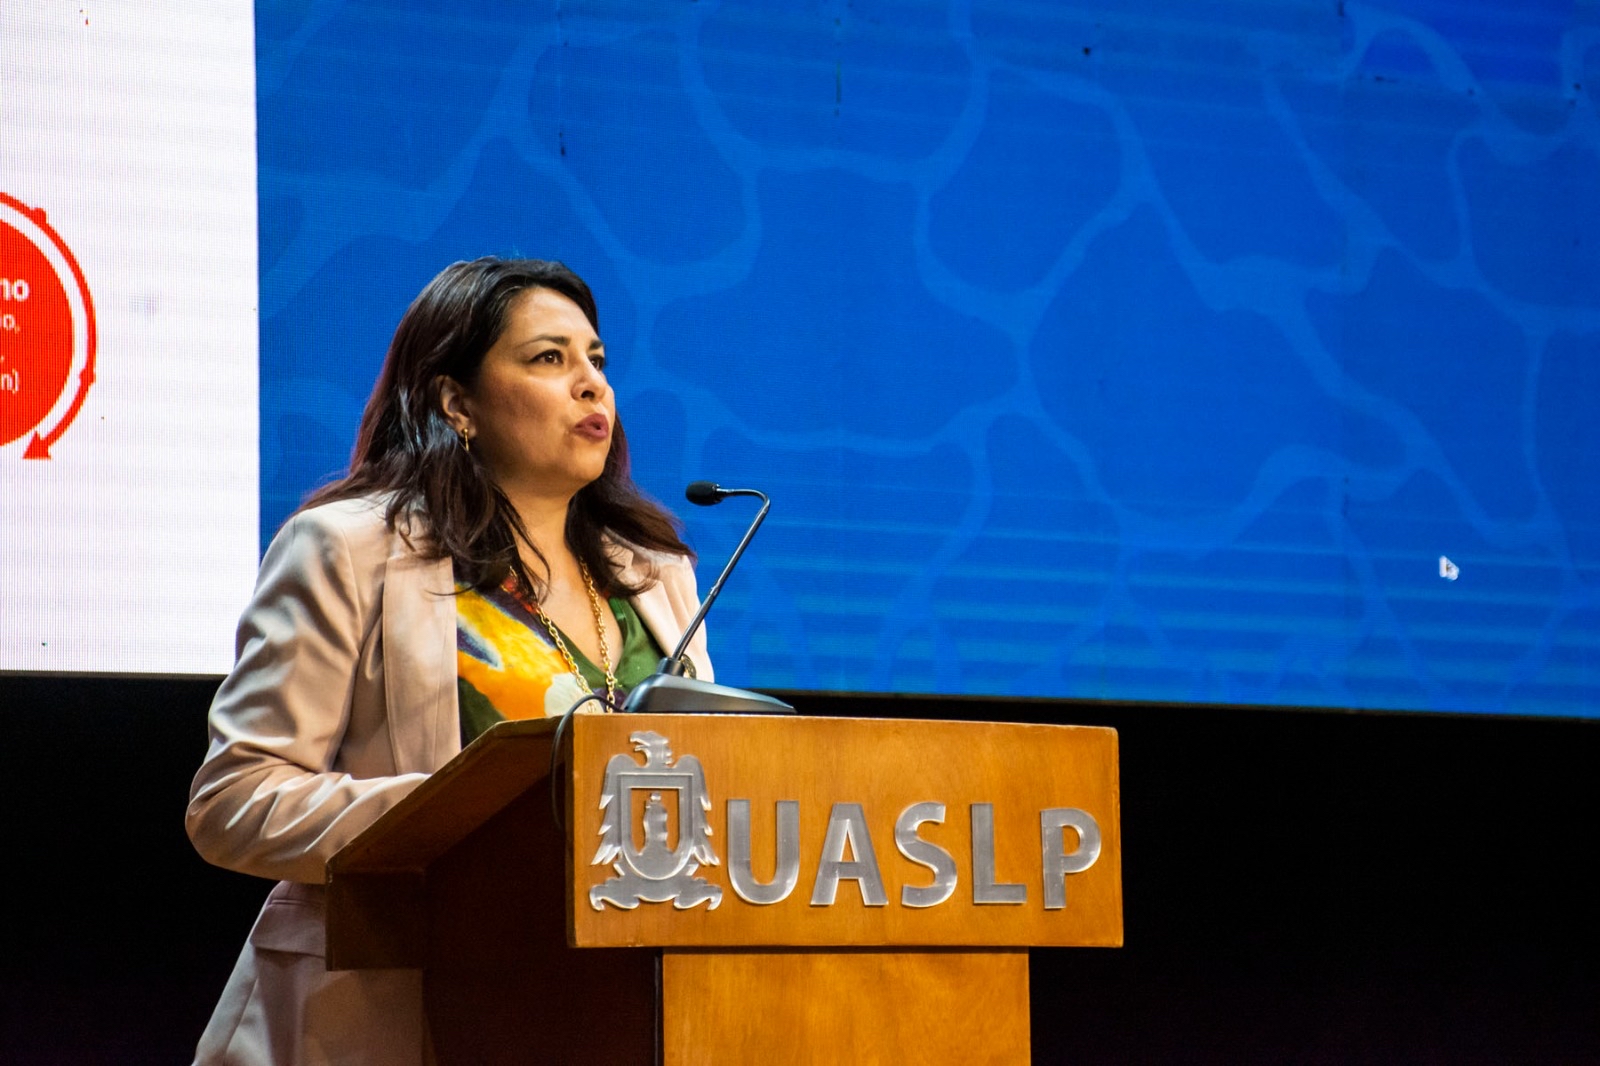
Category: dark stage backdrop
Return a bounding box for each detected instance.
[0,676,1595,1063]
[256,0,1600,717]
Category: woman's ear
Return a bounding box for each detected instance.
[435,375,472,437]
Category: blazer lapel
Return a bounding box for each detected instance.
[612,541,681,658]
[382,550,460,773]
[613,541,713,682]
[632,581,683,662]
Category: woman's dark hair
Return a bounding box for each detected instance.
[301,256,690,596]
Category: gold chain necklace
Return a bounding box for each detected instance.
[504,561,617,711]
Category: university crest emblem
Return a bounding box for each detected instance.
[590,731,723,910]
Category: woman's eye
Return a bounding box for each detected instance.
[589,354,607,371]
[534,349,562,365]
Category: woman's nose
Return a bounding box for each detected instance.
[574,358,607,399]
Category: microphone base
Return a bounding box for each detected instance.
[621,673,795,715]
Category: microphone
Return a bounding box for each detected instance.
[668,482,767,663]
[619,482,794,714]
[684,480,727,505]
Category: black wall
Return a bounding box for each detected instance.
[1,676,1595,1064]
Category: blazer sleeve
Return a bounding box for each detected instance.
[186,507,428,884]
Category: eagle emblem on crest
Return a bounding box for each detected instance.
[590,731,723,910]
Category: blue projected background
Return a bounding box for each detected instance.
[257,1,1600,717]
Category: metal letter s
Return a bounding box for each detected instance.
[895,802,957,908]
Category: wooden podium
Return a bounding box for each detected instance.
[327,714,1122,1064]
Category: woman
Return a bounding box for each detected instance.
[186,257,709,1065]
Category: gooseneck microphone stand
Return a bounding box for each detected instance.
[619,482,794,714]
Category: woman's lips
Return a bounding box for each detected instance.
[574,413,610,441]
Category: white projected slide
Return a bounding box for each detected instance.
[1,3,258,674]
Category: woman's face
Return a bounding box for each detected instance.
[444,286,615,501]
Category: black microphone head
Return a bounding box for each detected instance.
[685,480,724,506]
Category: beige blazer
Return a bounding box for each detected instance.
[186,496,710,1066]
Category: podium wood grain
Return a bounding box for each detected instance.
[662,950,1030,1065]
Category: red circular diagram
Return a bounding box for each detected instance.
[0,192,96,456]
